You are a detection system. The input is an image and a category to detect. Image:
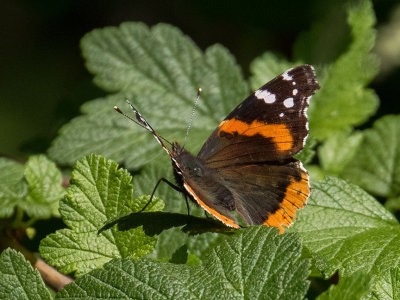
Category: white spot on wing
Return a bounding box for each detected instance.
[303,95,311,118]
[293,89,298,96]
[299,160,308,174]
[292,81,296,85]
[279,113,284,117]
[282,72,293,81]
[283,98,294,108]
[303,96,310,144]
[255,89,276,103]
[303,105,309,118]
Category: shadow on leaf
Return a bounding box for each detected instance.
[99,212,236,236]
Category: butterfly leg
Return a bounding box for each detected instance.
[184,194,190,216]
[139,177,182,213]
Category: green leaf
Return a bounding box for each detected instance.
[316,271,372,300]
[19,155,65,218]
[0,248,51,300]
[343,115,400,198]
[249,52,296,90]
[319,130,363,176]
[308,0,379,140]
[0,156,65,220]
[56,227,310,299]
[291,177,400,278]
[0,157,24,184]
[152,227,190,259]
[370,267,400,300]
[150,227,221,260]
[307,165,326,182]
[0,158,27,218]
[39,154,163,276]
[49,23,248,169]
[295,135,317,165]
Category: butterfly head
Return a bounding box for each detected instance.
[172,142,205,178]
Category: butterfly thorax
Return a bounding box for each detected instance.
[171,142,236,213]
[171,142,207,188]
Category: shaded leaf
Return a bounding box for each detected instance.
[294,5,351,65]
[385,197,400,213]
[100,211,233,236]
[374,6,400,75]
[169,245,188,264]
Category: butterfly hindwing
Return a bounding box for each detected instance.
[176,150,309,232]
[216,160,309,233]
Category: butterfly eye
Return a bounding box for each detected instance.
[193,167,203,177]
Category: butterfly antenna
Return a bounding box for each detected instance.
[114,100,172,147]
[183,88,202,148]
[114,106,147,131]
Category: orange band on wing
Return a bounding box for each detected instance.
[218,119,293,151]
[183,183,240,229]
[263,171,309,233]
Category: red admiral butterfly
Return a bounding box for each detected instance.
[115,65,319,233]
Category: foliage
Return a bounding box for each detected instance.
[2,0,400,298]
[0,155,63,219]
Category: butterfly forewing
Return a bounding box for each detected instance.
[197,65,319,168]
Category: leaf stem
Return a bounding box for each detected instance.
[12,207,24,228]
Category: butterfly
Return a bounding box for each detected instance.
[114,65,319,233]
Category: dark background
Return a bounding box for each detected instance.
[1,0,399,159]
